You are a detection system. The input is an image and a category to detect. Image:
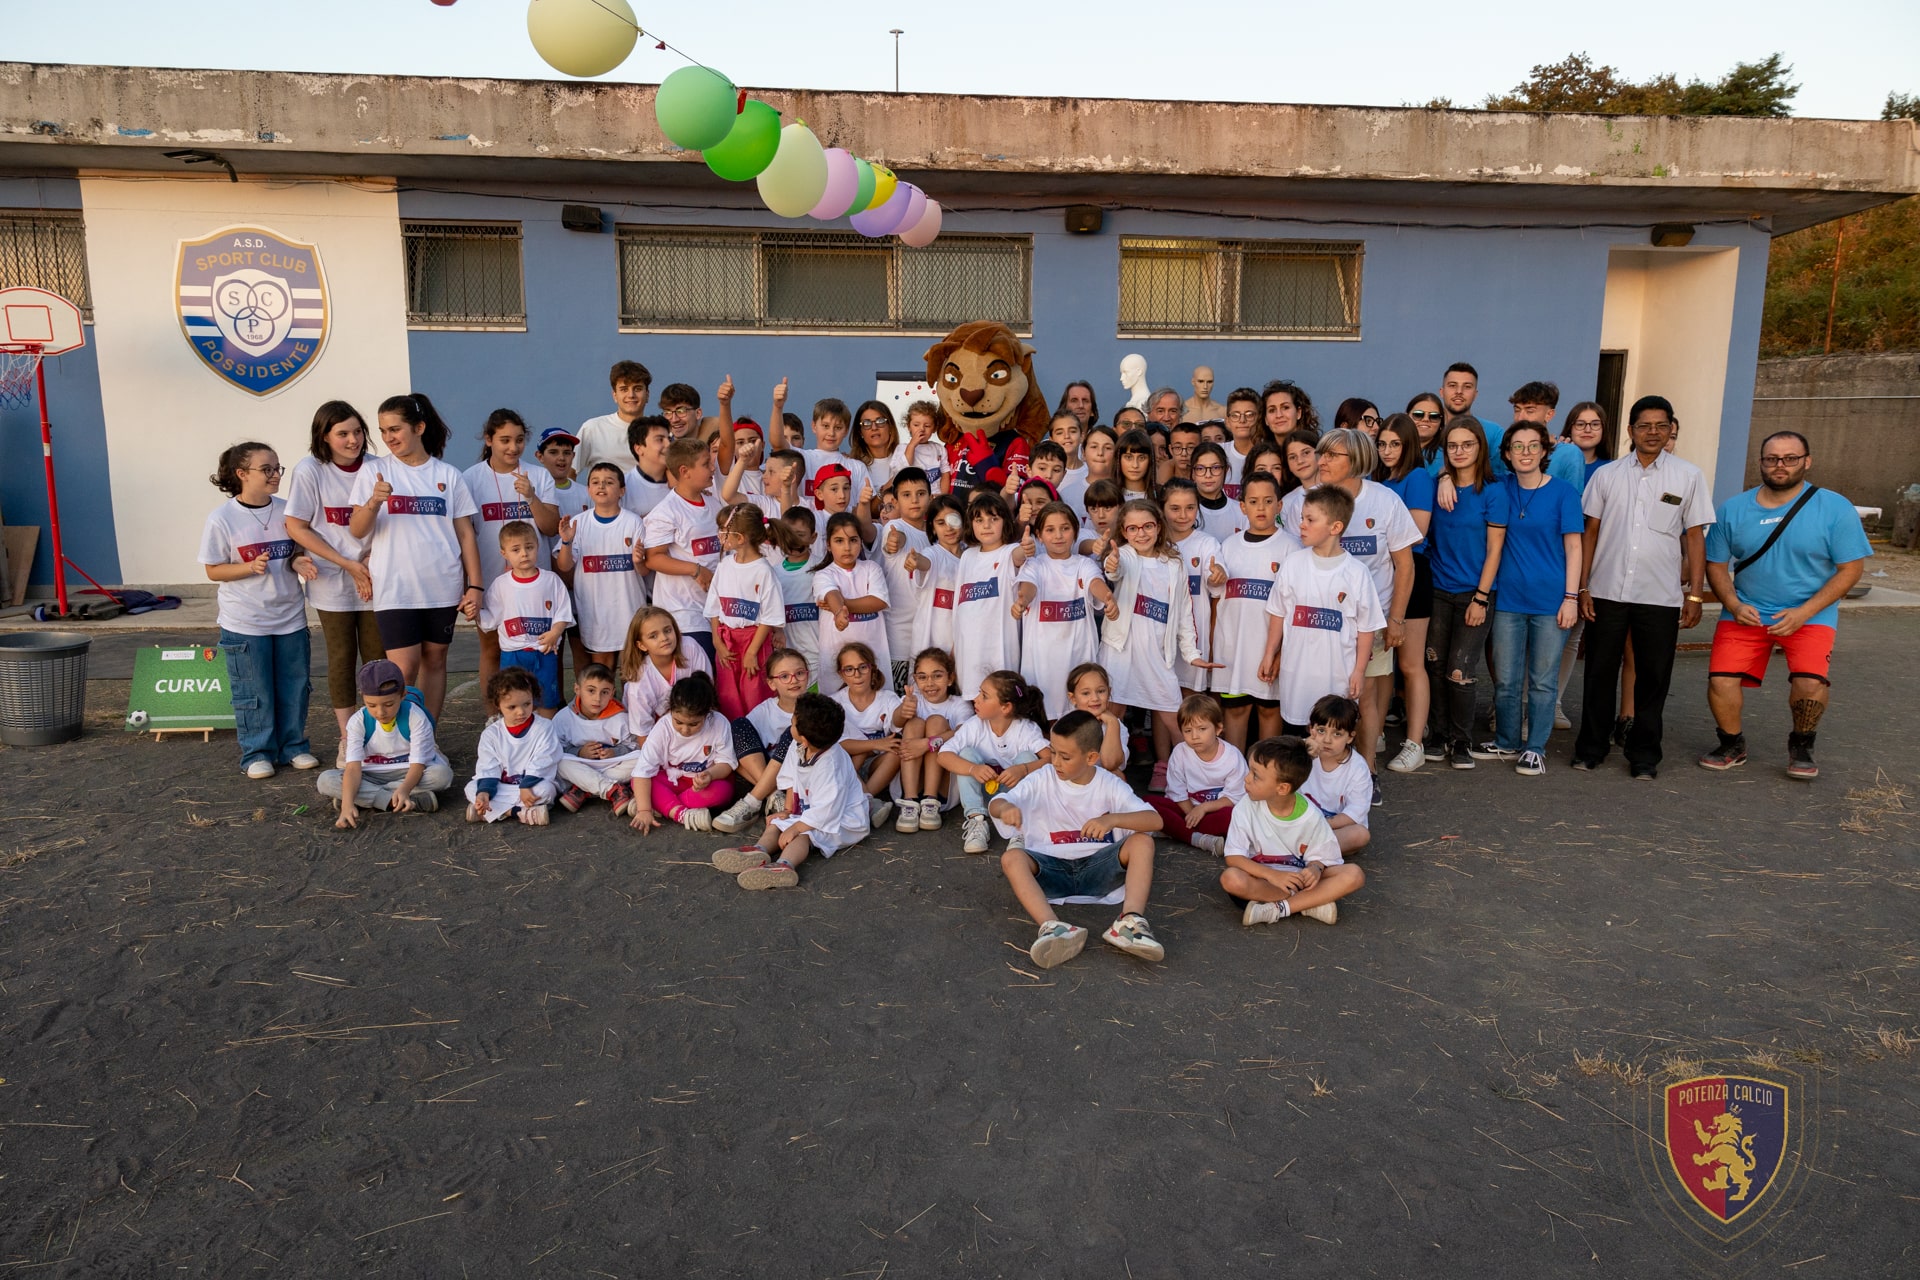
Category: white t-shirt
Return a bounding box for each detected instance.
[344,702,448,772]
[199,497,309,635]
[877,520,930,659]
[1223,794,1343,868]
[1265,550,1384,724]
[480,569,574,653]
[463,461,558,589]
[551,702,640,774]
[1305,749,1373,828]
[632,709,736,785]
[1213,531,1298,700]
[642,491,722,636]
[577,412,639,474]
[1174,529,1224,691]
[1055,467,1089,516]
[745,697,795,752]
[945,714,1048,768]
[831,687,904,741]
[772,743,869,856]
[471,715,564,796]
[952,544,1023,698]
[1197,493,1246,545]
[1223,440,1254,500]
[918,693,975,734]
[1282,481,1419,612]
[812,560,891,694]
[283,456,370,613]
[349,455,478,611]
[1003,765,1152,861]
[1166,739,1249,805]
[623,639,714,732]
[763,546,820,678]
[548,477,594,528]
[621,465,672,521]
[910,541,964,660]
[800,449,872,510]
[704,554,783,631]
[891,440,947,493]
[567,509,648,653]
[1016,553,1103,719]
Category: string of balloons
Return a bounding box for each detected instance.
[490,0,943,245]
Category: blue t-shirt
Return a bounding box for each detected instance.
[1545,442,1588,492]
[1381,468,1436,555]
[1704,485,1872,630]
[1427,480,1508,594]
[1492,475,1585,615]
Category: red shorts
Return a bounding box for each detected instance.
[1708,619,1835,688]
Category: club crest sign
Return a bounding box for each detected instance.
[1663,1075,1789,1225]
[176,226,329,396]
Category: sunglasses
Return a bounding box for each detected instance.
[1410,410,1441,421]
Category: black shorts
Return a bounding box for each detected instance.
[1216,693,1279,711]
[732,720,794,764]
[1405,551,1433,621]
[375,606,459,651]
[1280,719,1310,738]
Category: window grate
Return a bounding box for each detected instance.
[1119,237,1362,339]
[402,221,526,328]
[616,227,1031,333]
[0,212,92,320]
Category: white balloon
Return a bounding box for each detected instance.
[527,0,638,78]
[898,199,943,247]
[757,123,830,218]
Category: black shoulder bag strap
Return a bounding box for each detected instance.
[1734,484,1819,574]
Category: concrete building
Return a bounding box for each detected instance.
[1,62,1915,585]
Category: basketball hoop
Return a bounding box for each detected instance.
[0,343,45,412]
[0,287,92,616]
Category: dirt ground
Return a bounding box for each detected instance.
[1,612,1916,1277]
[1861,538,1920,594]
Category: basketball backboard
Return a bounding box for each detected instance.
[0,287,85,355]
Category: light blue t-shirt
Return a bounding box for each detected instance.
[1704,485,1872,631]
[1428,480,1509,595]
[1492,475,1585,615]
[1545,441,1588,492]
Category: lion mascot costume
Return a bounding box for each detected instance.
[924,321,1051,495]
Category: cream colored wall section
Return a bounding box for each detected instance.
[79,176,409,584]
[1599,247,1739,485]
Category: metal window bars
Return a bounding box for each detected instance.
[402,222,527,328]
[0,213,92,320]
[1119,237,1363,338]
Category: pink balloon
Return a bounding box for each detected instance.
[898,199,943,247]
[850,182,913,238]
[809,148,860,220]
[892,186,927,237]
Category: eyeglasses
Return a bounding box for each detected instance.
[1630,420,1673,431]
[1570,419,1604,431]
[1444,441,1478,453]
[1226,410,1258,423]
[1121,523,1158,535]
[1192,463,1225,475]
[1410,410,1441,420]
[772,669,809,681]
[1760,454,1807,466]
[857,418,889,428]
[838,662,872,676]
[1359,414,1381,426]
[664,406,698,418]
[1509,442,1545,455]
[1320,450,1351,462]
[245,464,285,476]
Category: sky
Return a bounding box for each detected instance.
[4,0,1916,121]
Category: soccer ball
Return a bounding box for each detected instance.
[127,709,149,728]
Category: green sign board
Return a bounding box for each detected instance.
[125,645,235,735]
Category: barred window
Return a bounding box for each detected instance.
[0,212,92,320]
[1119,237,1362,339]
[617,227,1032,333]
[401,221,525,329]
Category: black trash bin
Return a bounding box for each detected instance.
[0,632,91,746]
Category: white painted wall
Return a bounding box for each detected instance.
[79,176,410,583]
[1599,246,1739,485]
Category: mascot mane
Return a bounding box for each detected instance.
[923,321,1051,447]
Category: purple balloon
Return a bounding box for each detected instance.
[809,148,859,220]
[850,182,913,238]
[891,186,927,239]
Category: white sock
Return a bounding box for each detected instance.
[1275,901,1292,918]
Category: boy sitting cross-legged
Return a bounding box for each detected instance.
[552,662,642,817]
[1219,735,1365,926]
[991,710,1167,969]
[712,692,871,890]
[320,659,454,827]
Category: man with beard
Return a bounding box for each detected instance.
[1697,432,1871,781]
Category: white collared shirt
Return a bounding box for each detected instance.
[1582,450,1714,607]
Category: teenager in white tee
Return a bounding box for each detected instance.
[283,413,380,743]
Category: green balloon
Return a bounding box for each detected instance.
[655,66,738,151]
[849,157,877,215]
[705,99,781,182]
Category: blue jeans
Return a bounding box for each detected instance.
[956,747,1039,817]
[220,627,313,770]
[1490,611,1570,756]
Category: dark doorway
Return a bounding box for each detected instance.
[1595,351,1627,455]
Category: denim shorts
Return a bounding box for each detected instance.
[1028,844,1125,901]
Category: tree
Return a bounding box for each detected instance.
[1483,52,1798,117]
[1886,92,1920,122]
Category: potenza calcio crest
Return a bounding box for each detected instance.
[176,225,329,396]
[1664,1075,1789,1225]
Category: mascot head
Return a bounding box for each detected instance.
[923,321,1050,446]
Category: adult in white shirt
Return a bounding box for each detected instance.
[575,359,652,472]
[1573,395,1714,779]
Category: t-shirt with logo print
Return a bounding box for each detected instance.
[642,491,722,638]
[345,702,449,773]
[1305,748,1373,828]
[1264,549,1384,725]
[1015,552,1103,718]
[349,455,479,611]
[463,461,558,588]
[198,496,309,635]
[703,554,783,635]
[1174,530,1225,692]
[811,560,892,695]
[1165,738,1248,806]
[1002,764,1152,861]
[283,455,371,613]
[1213,530,1302,699]
[632,709,736,787]
[1223,792,1342,869]
[568,509,648,652]
[953,544,1023,697]
[480,568,575,654]
[1280,480,1420,614]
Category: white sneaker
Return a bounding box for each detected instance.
[1374,733,1387,755]
[711,793,765,834]
[1242,900,1281,926]
[962,812,991,854]
[1190,832,1226,856]
[1029,920,1086,969]
[289,752,320,771]
[522,804,550,826]
[680,807,712,832]
[766,790,787,817]
[1300,902,1338,925]
[245,760,275,780]
[868,797,894,831]
[1553,705,1572,731]
[895,800,920,833]
[1515,750,1547,776]
[917,796,943,831]
[1386,739,1425,773]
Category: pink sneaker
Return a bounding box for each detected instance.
[1149,761,1168,793]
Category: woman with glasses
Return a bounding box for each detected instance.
[1406,392,1446,468]
[1222,387,1267,499]
[848,400,901,491]
[1189,442,1243,544]
[1334,398,1383,439]
[1425,419,1506,770]
[1545,401,1613,727]
[1373,415,1435,773]
[1481,423,1584,775]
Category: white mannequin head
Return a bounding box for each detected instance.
[1119,353,1150,410]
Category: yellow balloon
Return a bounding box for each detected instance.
[868,165,898,210]
[527,0,638,78]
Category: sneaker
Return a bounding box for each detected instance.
[289,752,320,771]
[962,812,991,854]
[1300,902,1338,925]
[1242,900,1281,926]
[557,784,590,813]
[765,790,787,818]
[917,796,943,831]
[1386,739,1425,773]
[1423,735,1446,763]
[1370,774,1384,807]
[1612,715,1634,748]
[1374,733,1387,755]
[738,859,799,890]
[680,807,712,831]
[1191,832,1226,856]
[1103,912,1165,962]
[1698,737,1748,771]
[334,742,348,770]
[409,789,439,814]
[1468,741,1517,762]
[465,801,482,822]
[606,782,635,818]
[1629,765,1657,781]
[895,799,920,833]
[1448,742,1475,770]
[1149,761,1168,794]
[1515,750,1546,776]
[1385,697,1405,727]
[522,804,550,826]
[1570,757,1601,772]
[712,792,765,833]
[1029,920,1086,969]
[1787,736,1819,781]
[1553,705,1572,731]
[712,845,770,874]
[868,797,894,831]
[245,760,275,780]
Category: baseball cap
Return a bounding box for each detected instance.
[356,658,406,698]
[537,426,580,449]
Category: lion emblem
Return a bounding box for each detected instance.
[1691,1111,1759,1202]
[922,321,1050,448]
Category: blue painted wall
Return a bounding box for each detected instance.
[0,177,121,586]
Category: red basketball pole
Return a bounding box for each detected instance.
[31,348,70,617]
